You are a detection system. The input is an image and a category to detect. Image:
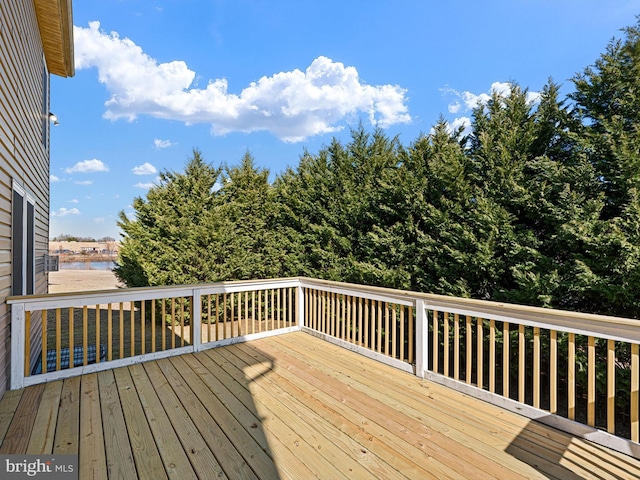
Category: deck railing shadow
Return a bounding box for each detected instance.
[505,414,640,479]
[166,344,283,479]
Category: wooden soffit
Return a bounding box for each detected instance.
[33,0,75,77]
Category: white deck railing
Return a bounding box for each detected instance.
[8,277,640,458]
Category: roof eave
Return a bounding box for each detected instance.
[34,0,75,78]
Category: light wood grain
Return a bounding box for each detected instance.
[113,367,167,480]
[27,381,62,454]
[128,362,197,480]
[0,383,44,453]
[143,361,227,478]
[79,373,107,480]
[1,331,639,479]
[98,369,137,479]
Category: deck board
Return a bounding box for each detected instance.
[201,348,325,479]
[179,353,280,479]
[0,383,44,454]
[264,334,543,478]
[128,363,198,480]
[143,360,228,479]
[159,356,259,479]
[98,370,138,479]
[27,380,62,454]
[227,346,423,479]
[0,389,23,444]
[234,340,464,479]
[211,347,356,480]
[113,367,167,480]
[226,345,396,479]
[79,373,108,480]
[0,331,638,479]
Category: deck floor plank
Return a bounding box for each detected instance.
[281,334,640,480]
[225,344,438,480]
[203,347,346,479]
[53,376,81,456]
[226,342,416,480]
[98,369,138,479]
[27,380,63,454]
[170,354,283,479]
[142,360,228,479]
[158,356,260,480]
[0,389,23,445]
[236,339,476,479]
[113,367,167,480]
[194,349,320,479]
[0,331,639,479]
[277,335,612,480]
[0,383,45,454]
[216,345,376,480]
[267,334,550,479]
[180,352,296,480]
[79,373,108,480]
[128,363,198,480]
[288,335,637,480]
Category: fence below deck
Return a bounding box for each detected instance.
[8,276,640,458]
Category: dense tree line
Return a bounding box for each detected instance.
[52,234,116,242]
[115,22,640,319]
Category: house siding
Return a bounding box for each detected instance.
[0,1,51,395]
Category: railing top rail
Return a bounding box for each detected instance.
[7,277,301,310]
[298,277,414,306]
[8,274,640,342]
[298,277,640,343]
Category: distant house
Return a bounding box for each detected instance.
[0,1,74,396]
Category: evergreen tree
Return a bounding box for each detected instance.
[214,151,294,280]
[567,20,640,317]
[115,149,222,287]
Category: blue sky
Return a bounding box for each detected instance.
[49,0,640,240]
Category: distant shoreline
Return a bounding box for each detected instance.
[55,254,117,263]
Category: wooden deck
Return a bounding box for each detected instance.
[0,331,638,479]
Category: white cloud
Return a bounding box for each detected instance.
[50,174,60,182]
[443,82,541,115]
[154,138,173,149]
[525,91,542,105]
[134,182,155,189]
[51,207,80,217]
[132,162,158,175]
[448,102,461,114]
[94,217,105,223]
[66,159,109,173]
[430,116,472,138]
[74,21,411,142]
[449,116,472,137]
[75,180,93,185]
[68,199,79,203]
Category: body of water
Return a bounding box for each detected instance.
[59,261,116,271]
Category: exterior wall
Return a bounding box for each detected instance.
[0,1,51,395]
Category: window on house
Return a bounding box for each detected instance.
[12,182,35,296]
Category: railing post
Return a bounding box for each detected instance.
[10,303,25,390]
[192,289,202,352]
[415,299,428,379]
[297,283,305,329]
